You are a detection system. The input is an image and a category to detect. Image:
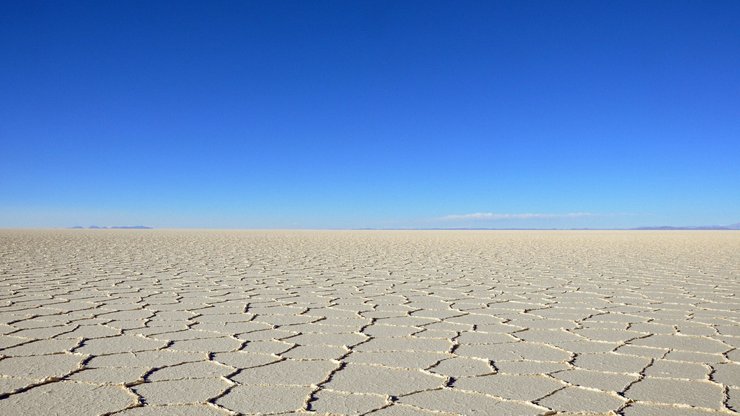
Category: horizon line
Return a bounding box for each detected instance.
[1,226,739,231]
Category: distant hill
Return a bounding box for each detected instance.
[69,225,153,229]
[361,223,740,231]
[631,223,740,230]
[65,224,738,231]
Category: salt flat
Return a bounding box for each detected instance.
[0,230,738,415]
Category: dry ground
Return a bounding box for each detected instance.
[0,230,738,415]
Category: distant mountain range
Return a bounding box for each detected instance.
[630,223,740,230]
[362,223,740,231]
[65,224,740,231]
[69,225,153,229]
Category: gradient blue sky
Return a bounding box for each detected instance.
[1,1,739,229]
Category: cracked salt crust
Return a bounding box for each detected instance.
[0,230,739,415]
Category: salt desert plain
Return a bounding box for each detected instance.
[0,230,738,416]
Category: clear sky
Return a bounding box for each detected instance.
[1,1,739,229]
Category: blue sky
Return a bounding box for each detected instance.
[1,1,739,229]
